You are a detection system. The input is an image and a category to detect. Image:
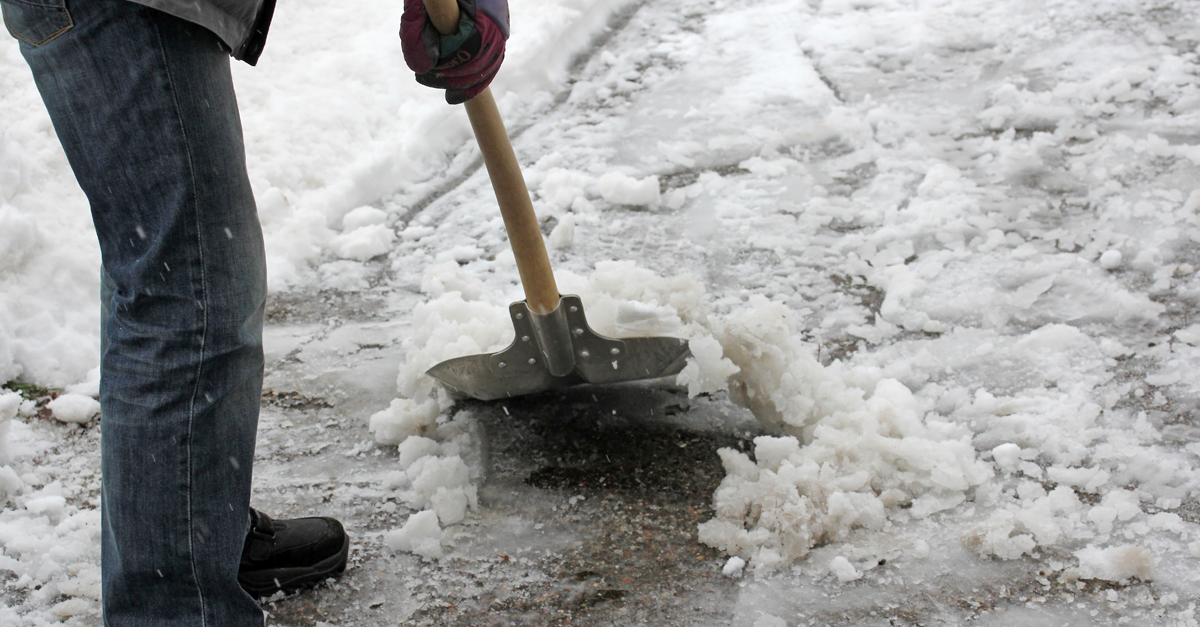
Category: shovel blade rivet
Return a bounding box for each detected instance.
[498,361,507,368]
[610,348,620,355]
[573,328,584,336]
[522,335,530,342]
[570,306,578,313]
[580,350,590,358]
[528,358,537,365]
[516,313,524,320]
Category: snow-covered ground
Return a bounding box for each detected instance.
[4,0,1200,624]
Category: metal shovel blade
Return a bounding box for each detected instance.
[426,295,691,401]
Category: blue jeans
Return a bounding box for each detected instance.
[4,0,266,624]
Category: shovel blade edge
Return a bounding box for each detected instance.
[425,295,692,401]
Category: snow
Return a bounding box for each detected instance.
[1075,545,1156,582]
[385,510,444,560]
[597,171,661,207]
[340,206,389,232]
[44,394,100,425]
[0,391,18,465]
[329,223,396,261]
[0,416,101,624]
[368,398,439,445]
[546,213,576,249]
[48,599,91,620]
[396,436,442,471]
[828,555,862,583]
[5,0,1200,623]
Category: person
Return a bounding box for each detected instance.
[0,0,506,623]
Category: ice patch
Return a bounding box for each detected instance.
[754,614,787,627]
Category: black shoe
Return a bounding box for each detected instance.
[238,508,350,597]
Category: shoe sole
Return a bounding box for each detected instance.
[238,535,350,598]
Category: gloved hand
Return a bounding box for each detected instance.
[400,0,509,104]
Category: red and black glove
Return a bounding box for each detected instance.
[400,0,509,104]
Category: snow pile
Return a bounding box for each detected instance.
[370,286,485,555]
[369,405,463,558]
[0,122,99,388]
[384,260,1174,578]
[373,408,481,559]
[370,395,442,447]
[375,259,729,557]
[696,298,992,570]
[385,258,723,407]
[389,420,479,524]
[376,403,484,559]
[382,262,1013,572]
[0,131,31,387]
[379,250,1187,582]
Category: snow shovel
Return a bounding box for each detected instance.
[421,0,690,401]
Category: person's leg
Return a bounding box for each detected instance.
[6,0,266,624]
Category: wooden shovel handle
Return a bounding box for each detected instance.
[424,0,560,314]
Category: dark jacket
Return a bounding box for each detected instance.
[126,0,276,65]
